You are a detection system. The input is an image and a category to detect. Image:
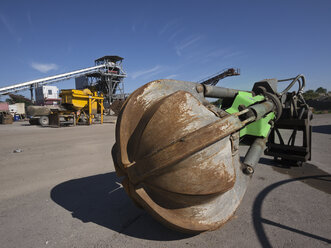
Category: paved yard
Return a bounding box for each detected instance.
[0,115,330,248]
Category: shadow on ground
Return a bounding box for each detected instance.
[51,159,331,244]
[50,172,193,241]
[252,157,331,247]
[312,125,331,134]
[252,175,331,247]
[259,157,331,194]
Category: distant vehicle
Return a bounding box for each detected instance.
[28,88,104,127]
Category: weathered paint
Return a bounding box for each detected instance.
[226,91,275,137]
[112,79,251,233]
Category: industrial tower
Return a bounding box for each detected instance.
[0,55,127,107]
[77,56,127,106]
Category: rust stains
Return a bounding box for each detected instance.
[112,79,249,233]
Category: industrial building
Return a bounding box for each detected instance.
[0,55,127,107]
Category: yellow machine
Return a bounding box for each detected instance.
[47,88,104,126]
[60,89,104,125]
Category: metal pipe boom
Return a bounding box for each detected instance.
[0,62,125,95]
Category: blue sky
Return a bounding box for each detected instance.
[0,0,330,99]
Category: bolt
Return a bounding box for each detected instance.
[196,85,204,93]
[238,104,246,111]
[243,165,254,175]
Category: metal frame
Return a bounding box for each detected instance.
[0,56,127,106]
[85,56,127,105]
[0,64,111,95]
[198,68,240,86]
[112,75,313,233]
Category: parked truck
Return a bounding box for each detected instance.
[28,88,104,127]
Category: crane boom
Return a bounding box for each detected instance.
[0,62,125,95]
[199,68,240,86]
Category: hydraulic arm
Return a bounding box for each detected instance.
[112,75,312,233]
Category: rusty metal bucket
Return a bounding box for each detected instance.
[112,79,250,233]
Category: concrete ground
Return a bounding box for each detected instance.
[0,115,330,248]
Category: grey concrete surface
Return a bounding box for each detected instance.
[0,115,330,248]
